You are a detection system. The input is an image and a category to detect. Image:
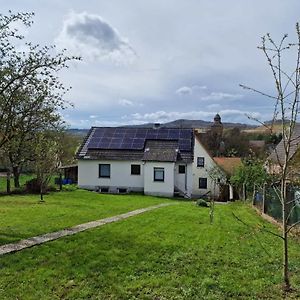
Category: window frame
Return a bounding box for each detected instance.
[197,157,205,167]
[178,165,186,174]
[131,164,141,175]
[99,164,111,178]
[154,167,165,182]
[199,177,208,189]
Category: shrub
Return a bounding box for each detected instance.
[25,178,48,193]
[62,184,78,192]
[196,199,209,207]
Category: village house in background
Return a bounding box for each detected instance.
[266,125,300,177]
[76,114,243,200]
[77,122,230,198]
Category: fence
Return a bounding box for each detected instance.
[254,184,300,225]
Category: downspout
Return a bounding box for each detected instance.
[185,163,187,192]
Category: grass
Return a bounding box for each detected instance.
[0,173,62,193]
[0,190,171,245]
[0,173,34,193]
[0,192,299,299]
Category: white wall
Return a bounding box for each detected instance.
[174,163,193,197]
[192,138,220,198]
[144,162,175,197]
[78,160,144,191]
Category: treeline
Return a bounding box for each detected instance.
[0,11,80,196]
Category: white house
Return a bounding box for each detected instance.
[77,126,222,198]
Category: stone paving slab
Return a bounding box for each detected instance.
[0,202,173,256]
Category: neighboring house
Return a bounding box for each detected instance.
[266,125,300,176]
[76,126,224,198]
[213,157,242,201]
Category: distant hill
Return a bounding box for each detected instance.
[68,119,255,136]
[126,119,255,129]
[67,129,89,136]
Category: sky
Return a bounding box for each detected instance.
[2,0,300,128]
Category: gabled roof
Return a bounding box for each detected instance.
[142,140,179,162]
[77,127,194,163]
[267,125,300,165]
[213,157,242,176]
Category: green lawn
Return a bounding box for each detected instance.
[0,191,299,299]
[0,190,171,245]
[0,173,34,192]
[0,173,61,193]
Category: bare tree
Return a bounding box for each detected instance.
[207,166,227,224]
[33,130,62,202]
[241,23,300,291]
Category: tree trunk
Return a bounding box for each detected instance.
[59,172,62,191]
[243,182,246,201]
[12,166,20,188]
[281,180,290,291]
[40,181,44,202]
[252,184,256,205]
[6,171,11,194]
[262,183,266,213]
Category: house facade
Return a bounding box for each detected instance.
[266,125,300,177]
[77,127,221,198]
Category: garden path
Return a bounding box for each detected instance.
[0,202,173,255]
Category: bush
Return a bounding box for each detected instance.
[25,178,48,194]
[62,184,78,192]
[196,199,209,207]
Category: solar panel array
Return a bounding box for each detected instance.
[86,127,193,151]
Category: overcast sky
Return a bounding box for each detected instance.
[2,1,300,128]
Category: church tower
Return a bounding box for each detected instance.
[211,113,223,136]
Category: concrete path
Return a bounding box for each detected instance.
[0,203,173,256]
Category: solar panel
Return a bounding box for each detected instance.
[146,131,158,139]
[179,130,191,139]
[121,142,133,149]
[86,127,193,151]
[168,130,180,139]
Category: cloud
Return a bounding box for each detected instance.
[56,11,137,64]
[89,115,98,119]
[175,86,193,95]
[129,109,263,124]
[175,85,207,96]
[118,98,134,106]
[192,85,207,91]
[131,111,214,123]
[201,92,243,101]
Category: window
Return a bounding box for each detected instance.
[99,164,110,178]
[199,177,207,189]
[178,165,186,174]
[131,164,141,175]
[154,167,164,182]
[197,157,205,167]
